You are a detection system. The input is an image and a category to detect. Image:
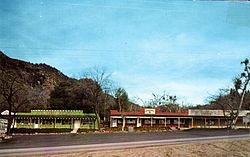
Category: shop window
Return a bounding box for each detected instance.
[144,119,151,124]
[206,120,215,125]
[41,119,53,125]
[82,119,93,125]
[126,119,136,124]
[166,119,170,124]
[62,119,71,125]
[181,119,185,124]
[159,120,165,124]
[118,119,123,124]
[174,119,178,124]
[18,119,29,125]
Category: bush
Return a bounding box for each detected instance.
[11,128,72,133]
[77,128,95,133]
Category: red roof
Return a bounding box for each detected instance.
[110,108,188,117]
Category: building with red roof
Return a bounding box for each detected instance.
[110,108,250,129]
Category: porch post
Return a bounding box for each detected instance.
[38,118,40,128]
[178,117,180,129]
[164,118,167,127]
[218,118,220,128]
[110,117,112,128]
[54,118,56,128]
[122,116,126,131]
[191,117,194,128]
[150,117,153,127]
[204,118,207,128]
[29,118,32,128]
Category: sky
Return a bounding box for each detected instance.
[1,0,250,106]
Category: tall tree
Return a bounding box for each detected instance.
[0,71,30,135]
[114,87,129,112]
[208,58,250,128]
[80,78,103,130]
[82,67,113,129]
[233,58,250,126]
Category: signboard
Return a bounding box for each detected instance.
[188,110,224,116]
[188,109,250,117]
[145,109,155,114]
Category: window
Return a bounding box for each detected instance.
[18,119,29,125]
[82,119,93,125]
[126,119,136,124]
[62,119,71,125]
[159,120,165,124]
[41,119,53,125]
[144,119,151,124]
[118,119,123,124]
[174,119,178,124]
[166,119,170,124]
[181,119,185,124]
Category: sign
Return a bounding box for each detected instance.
[188,110,224,116]
[145,109,155,114]
[188,109,250,117]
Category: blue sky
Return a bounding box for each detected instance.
[1,0,250,105]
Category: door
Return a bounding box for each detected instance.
[34,119,39,128]
[74,120,81,129]
[137,118,141,127]
[112,119,117,127]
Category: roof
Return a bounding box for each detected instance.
[15,110,96,118]
[1,110,14,115]
[110,108,188,117]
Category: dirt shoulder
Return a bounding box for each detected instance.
[19,138,250,157]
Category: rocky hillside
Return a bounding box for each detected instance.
[0,51,71,109]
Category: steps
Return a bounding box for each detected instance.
[70,128,79,134]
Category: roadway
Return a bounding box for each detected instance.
[0,128,249,156]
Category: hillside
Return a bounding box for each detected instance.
[0,51,140,114]
[0,51,71,109]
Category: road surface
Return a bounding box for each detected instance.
[0,128,249,156]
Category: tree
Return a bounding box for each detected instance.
[233,58,250,126]
[82,67,113,129]
[208,58,250,128]
[114,87,129,112]
[0,71,30,135]
[48,80,95,113]
[146,92,179,112]
[209,89,239,128]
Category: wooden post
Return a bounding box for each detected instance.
[218,118,220,128]
[164,118,167,127]
[151,117,153,127]
[54,118,56,128]
[191,118,194,128]
[122,116,126,131]
[38,118,40,128]
[178,118,180,129]
[204,118,207,128]
[110,117,112,128]
[29,118,32,128]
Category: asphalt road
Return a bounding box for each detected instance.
[0,134,249,157]
[0,128,249,149]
